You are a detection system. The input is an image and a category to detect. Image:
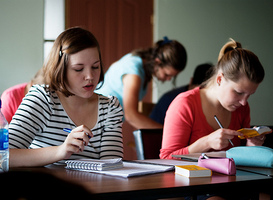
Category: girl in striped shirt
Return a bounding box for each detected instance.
[9,27,123,167]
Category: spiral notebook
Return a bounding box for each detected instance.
[65,158,123,171]
[65,159,174,178]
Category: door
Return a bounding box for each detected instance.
[66,0,154,160]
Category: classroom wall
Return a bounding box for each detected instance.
[0,0,44,95]
[154,0,273,125]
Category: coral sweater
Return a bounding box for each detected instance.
[160,87,250,159]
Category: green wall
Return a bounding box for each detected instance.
[0,0,44,94]
[154,0,273,125]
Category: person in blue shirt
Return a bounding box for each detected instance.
[150,63,214,125]
[96,37,187,129]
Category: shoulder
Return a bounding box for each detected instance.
[172,87,200,107]
[98,95,123,113]
[1,83,27,99]
[23,84,59,112]
[166,87,200,120]
[118,54,144,75]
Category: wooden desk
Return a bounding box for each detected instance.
[11,161,272,200]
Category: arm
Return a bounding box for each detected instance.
[160,93,242,159]
[99,96,124,159]
[10,125,92,167]
[122,74,163,129]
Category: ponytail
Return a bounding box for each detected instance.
[202,38,264,88]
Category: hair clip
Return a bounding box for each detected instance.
[161,36,172,46]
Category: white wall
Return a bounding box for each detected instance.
[0,0,44,94]
[154,0,273,125]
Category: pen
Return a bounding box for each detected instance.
[213,115,234,146]
[202,153,210,159]
[63,128,91,139]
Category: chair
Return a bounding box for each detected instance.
[133,128,163,160]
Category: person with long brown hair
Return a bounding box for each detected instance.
[9,27,123,167]
[96,37,187,129]
[161,38,267,160]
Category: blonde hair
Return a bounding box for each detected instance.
[202,38,264,87]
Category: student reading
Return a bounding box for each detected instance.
[160,39,266,159]
[9,27,123,167]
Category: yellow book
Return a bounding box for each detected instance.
[175,165,212,178]
[238,126,272,139]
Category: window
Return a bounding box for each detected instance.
[44,0,65,60]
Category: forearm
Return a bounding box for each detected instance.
[10,146,62,167]
[187,136,211,154]
[125,111,163,129]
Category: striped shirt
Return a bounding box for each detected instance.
[9,85,123,164]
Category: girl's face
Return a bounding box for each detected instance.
[217,73,259,112]
[66,47,101,99]
[154,65,179,82]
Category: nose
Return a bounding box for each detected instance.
[85,69,94,80]
[239,97,248,106]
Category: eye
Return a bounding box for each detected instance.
[234,90,243,95]
[92,65,99,70]
[74,68,83,72]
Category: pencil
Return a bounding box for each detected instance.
[213,115,234,146]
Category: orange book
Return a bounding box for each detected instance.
[175,165,212,178]
[238,126,272,139]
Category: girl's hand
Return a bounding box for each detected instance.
[246,135,266,146]
[246,126,272,146]
[57,125,93,159]
[206,128,243,150]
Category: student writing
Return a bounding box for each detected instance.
[9,27,123,167]
[160,39,266,160]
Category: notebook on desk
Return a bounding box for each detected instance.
[172,151,226,161]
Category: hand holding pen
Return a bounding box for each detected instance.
[214,115,234,146]
[203,115,243,150]
[57,125,93,159]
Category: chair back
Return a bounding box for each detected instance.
[133,129,163,160]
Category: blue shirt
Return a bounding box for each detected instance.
[96,53,147,108]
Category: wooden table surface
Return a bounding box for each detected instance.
[11,161,273,200]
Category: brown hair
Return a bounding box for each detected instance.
[132,37,187,88]
[43,27,104,97]
[202,38,264,87]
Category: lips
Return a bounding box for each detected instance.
[83,84,94,91]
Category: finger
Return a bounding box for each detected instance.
[69,138,85,151]
[73,125,93,138]
[222,129,244,137]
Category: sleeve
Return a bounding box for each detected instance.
[1,90,20,124]
[9,86,50,149]
[100,96,124,159]
[160,94,195,159]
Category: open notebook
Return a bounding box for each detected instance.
[65,158,174,178]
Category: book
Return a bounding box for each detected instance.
[175,165,212,178]
[237,126,272,139]
[65,158,123,171]
[66,160,174,178]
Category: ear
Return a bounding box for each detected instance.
[216,72,224,86]
[154,57,162,65]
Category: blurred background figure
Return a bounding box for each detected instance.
[150,63,213,125]
[1,68,44,123]
[96,37,187,129]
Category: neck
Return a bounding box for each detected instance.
[202,84,225,111]
[57,92,97,110]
